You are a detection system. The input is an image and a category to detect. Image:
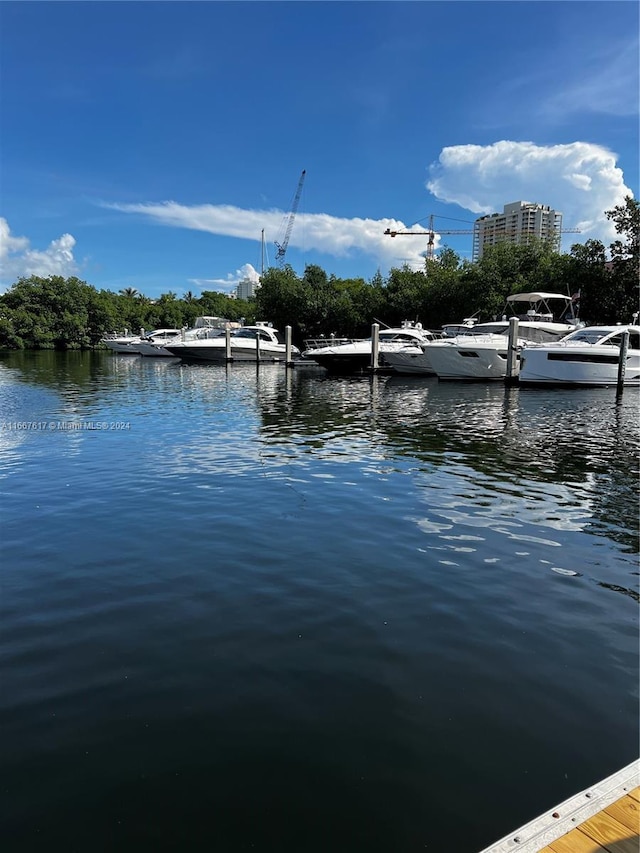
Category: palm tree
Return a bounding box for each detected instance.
[119,287,139,299]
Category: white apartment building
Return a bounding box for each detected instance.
[235,278,259,300]
[472,201,563,261]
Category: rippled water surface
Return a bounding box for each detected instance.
[1,351,638,852]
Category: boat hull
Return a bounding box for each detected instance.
[519,346,640,386]
[382,347,436,375]
[306,351,378,374]
[136,342,179,357]
[103,338,141,353]
[305,335,434,374]
[166,342,295,362]
[426,338,515,380]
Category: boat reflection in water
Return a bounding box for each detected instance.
[252,371,640,556]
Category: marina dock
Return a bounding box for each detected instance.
[479,759,639,853]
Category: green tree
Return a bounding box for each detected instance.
[0,276,101,348]
[605,195,639,323]
[119,287,139,299]
[384,266,429,325]
[255,266,306,335]
[567,239,608,323]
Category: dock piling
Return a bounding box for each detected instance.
[370,323,380,371]
[617,330,629,393]
[505,317,519,384]
[285,325,293,366]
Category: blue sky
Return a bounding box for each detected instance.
[1,1,638,298]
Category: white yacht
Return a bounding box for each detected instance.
[136,318,235,356]
[165,323,299,362]
[424,292,581,381]
[130,329,182,355]
[383,317,479,375]
[102,329,145,353]
[519,325,640,386]
[302,322,437,374]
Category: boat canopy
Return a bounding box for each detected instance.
[506,292,572,303]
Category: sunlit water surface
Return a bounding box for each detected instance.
[0,351,638,852]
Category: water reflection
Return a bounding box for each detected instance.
[2,352,638,555]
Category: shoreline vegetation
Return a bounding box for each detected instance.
[0,198,637,352]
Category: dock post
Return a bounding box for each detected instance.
[225,328,232,362]
[616,330,629,393]
[256,332,261,363]
[285,325,293,367]
[370,323,380,371]
[505,317,519,384]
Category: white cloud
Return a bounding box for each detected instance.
[189,263,261,293]
[426,141,633,245]
[0,218,78,283]
[103,200,420,267]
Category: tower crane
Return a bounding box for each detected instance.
[385,214,581,260]
[275,169,306,268]
[384,215,474,260]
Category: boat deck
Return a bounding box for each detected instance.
[479,760,639,853]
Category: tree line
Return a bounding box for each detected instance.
[0,197,637,350]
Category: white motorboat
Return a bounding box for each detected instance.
[425,329,524,380]
[131,329,182,355]
[136,318,236,356]
[519,324,640,386]
[302,322,437,374]
[102,329,146,353]
[383,317,482,375]
[424,292,581,381]
[165,323,299,362]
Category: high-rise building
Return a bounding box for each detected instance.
[235,278,259,300]
[473,201,563,261]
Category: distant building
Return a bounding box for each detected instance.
[473,201,563,261]
[235,278,259,300]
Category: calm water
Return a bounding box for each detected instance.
[0,351,638,852]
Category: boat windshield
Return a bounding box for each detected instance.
[232,328,284,344]
[563,328,617,344]
[380,331,424,342]
[459,323,508,336]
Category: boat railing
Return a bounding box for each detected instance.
[102,331,137,341]
[303,336,366,351]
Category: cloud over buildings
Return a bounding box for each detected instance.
[189,263,261,293]
[106,140,633,271]
[426,141,633,244]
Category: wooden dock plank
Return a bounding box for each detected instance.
[545,832,609,853]
[627,786,640,803]
[604,794,640,834]
[576,810,639,853]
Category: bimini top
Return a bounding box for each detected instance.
[506,292,572,303]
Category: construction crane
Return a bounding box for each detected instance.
[385,214,581,260]
[384,215,474,260]
[275,169,306,268]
